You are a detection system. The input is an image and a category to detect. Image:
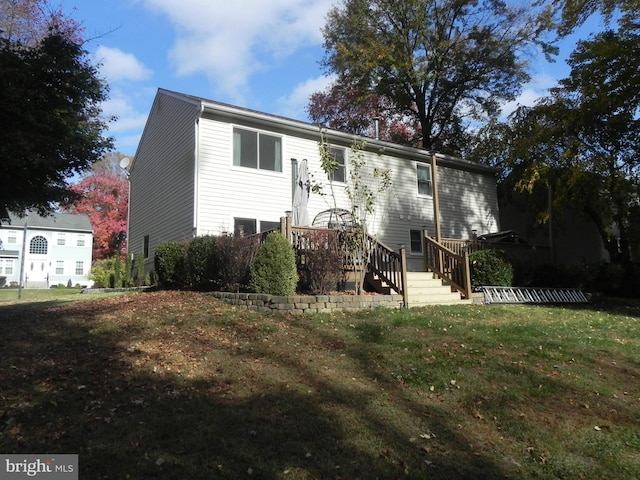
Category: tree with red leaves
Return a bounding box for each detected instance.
[66,155,129,260]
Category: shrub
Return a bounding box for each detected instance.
[154,241,188,289]
[216,235,258,292]
[250,232,298,295]
[89,257,127,288]
[300,230,344,294]
[469,249,514,288]
[187,235,221,291]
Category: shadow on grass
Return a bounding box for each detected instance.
[0,297,514,480]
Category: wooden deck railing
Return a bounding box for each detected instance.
[366,235,407,303]
[424,234,472,299]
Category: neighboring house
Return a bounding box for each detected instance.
[0,212,93,288]
[128,88,500,273]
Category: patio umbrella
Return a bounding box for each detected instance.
[292,159,311,226]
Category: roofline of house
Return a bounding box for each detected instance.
[138,88,499,176]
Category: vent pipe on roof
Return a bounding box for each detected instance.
[373,118,380,140]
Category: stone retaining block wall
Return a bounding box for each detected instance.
[211,292,404,314]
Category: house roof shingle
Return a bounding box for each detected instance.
[2,212,93,233]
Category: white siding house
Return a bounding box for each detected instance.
[0,212,93,288]
[129,89,500,272]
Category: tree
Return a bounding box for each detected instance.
[0,0,83,45]
[0,14,112,217]
[66,162,129,261]
[470,30,640,266]
[318,134,391,294]
[314,0,555,153]
[553,0,640,36]
[307,85,422,147]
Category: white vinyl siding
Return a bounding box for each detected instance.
[128,92,200,265]
[131,90,500,272]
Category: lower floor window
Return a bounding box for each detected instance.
[75,261,84,275]
[234,218,257,236]
[0,259,14,275]
[56,260,64,275]
[410,230,423,254]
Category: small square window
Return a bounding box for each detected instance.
[234,218,256,236]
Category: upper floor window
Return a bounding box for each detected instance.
[57,233,66,246]
[328,147,346,183]
[7,231,17,244]
[77,234,86,247]
[29,236,48,255]
[417,164,433,197]
[233,127,282,172]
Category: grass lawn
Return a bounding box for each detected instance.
[1,291,638,479]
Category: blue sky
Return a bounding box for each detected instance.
[67,0,606,156]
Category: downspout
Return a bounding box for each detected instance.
[431,153,442,243]
[193,102,205,237]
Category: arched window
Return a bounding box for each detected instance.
[29,236,48,255]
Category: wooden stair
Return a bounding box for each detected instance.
[404,271,470,307]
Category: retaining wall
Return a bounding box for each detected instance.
[211,291,404,314]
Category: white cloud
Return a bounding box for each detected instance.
[500,73,557,118]
[277,74,336,120]
[93,46,152,83]
[140,0,331,98]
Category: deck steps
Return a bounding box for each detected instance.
[405,272,470,307]
[481,286,589,304]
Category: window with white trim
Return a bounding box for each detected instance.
[0,259,12,275]
[56,260,64,275]
[328,147,346,183]
[417,164,433,197]
[233,127,282,172]
[29,236,48,255]
[57,233,66,246]
[77,234,85,247]
[75,261,84,275]
[7,231,17,244]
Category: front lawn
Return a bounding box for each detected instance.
[1,291,638,479]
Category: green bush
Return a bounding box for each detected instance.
[250,232,298,295]
[154,241,188,289]
[187,235,222,291]
[469,249,514,288]
[89,257,127,288]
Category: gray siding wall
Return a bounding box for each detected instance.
[129,92,201,265]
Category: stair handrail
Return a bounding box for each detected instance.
[366,234,407,305]
[423,232,472,299]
